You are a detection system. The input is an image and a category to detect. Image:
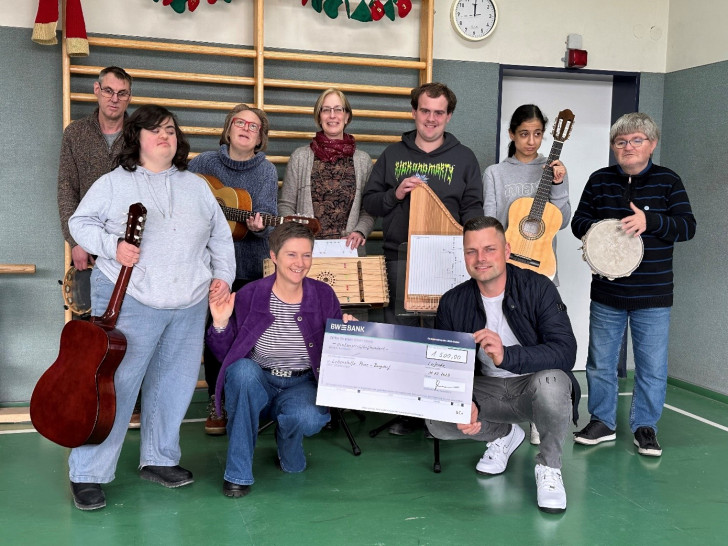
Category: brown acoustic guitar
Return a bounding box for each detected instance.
[196,173,320,240]
[505,109,575,279]
[30,203,147,448]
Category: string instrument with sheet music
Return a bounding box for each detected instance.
[504,108,575,279]
[404,183,463,312]
[30,203,147,448]
[197,174,320,240]
[263,256,389,306]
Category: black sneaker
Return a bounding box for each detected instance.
[573,420,616,445]
[633,427,662,456]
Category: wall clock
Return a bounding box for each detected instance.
[451,0,498,42]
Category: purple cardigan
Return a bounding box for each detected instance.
[206,273,342,413]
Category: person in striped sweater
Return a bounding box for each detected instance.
[571,113,696,457]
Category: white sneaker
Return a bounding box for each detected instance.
[529,422,540,445]
[535,464,567,513]
[475,424,525,475]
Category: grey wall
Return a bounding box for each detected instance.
[0,26,66,402]
[662,61,728,396]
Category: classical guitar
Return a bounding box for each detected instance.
[30,203,147,448]
[504,109,575,279]
[196,174,320,240]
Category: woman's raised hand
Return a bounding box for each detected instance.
[210,287,235,329]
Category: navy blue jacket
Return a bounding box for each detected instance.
[436,264,580,423]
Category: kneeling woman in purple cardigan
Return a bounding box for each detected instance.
[206,222,355,498]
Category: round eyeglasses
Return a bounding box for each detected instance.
[614,137,648,149]
[232,118,261,133]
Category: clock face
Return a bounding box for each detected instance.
[451,0,498,41]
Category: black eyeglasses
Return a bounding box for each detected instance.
[614,137,648,149]
[321,106,345,115]
[99,87,131,100]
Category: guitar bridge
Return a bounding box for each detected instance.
[510,254,541,267]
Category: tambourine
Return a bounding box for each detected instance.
[581,219,643,281]
[60,265,92,316]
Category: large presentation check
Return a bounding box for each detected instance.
[317,320,476,424]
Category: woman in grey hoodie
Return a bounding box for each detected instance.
[483,104,572,446]
[483,104,571,240]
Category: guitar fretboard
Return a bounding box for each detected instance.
[529,140,564,219]
[220,205,285,227]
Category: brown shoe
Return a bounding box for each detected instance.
[205,395,227,435]
[129,403,141,430]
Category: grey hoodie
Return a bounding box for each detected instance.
[483,154,571,284]
[69,165,235,309]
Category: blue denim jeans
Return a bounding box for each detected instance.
[223,358,330,485]
[586,301,671,433]
[426,370,573,469]
[69,269,207,483]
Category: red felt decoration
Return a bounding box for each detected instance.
[396,0,411,18]
[370,0,384,21]
[188,0,200,10]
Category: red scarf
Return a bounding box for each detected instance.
[310,131,356,163]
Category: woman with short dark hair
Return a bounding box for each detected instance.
[67,104,235,510]
[206,222,355,498]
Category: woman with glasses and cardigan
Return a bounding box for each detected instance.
[189,104,278,435]
[279,88,374,251]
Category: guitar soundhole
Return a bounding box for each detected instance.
[519,218,545,240]
[316,270,336,286]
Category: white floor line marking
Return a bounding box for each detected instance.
[580,392,632,397]
[0,417,208,436]
[663,403,728,432]
[578,392,728,432]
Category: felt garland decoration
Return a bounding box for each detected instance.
[303,0,412,22]
[152,0,232,15]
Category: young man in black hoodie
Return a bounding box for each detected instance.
[362,82,483,435]
[363,82,483,326]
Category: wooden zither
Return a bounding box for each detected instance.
[264,256,389,306]
[405,184,463,312]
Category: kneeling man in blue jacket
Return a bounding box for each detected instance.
[426,216,579,513]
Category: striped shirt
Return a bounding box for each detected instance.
[251,292,310,371]
[571,161,696,310]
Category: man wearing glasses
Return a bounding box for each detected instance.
[57,66,133,272]
[571,113,696,457]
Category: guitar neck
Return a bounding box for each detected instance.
[220,205,283,228]
[94,265,133,329]
[529,140,564,219]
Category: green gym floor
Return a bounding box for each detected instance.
[2,373,726,545]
